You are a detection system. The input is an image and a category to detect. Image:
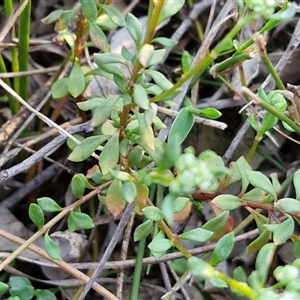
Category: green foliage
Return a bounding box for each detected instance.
[21,1,300,298]
[4,277,57,300]
[44,233,62,260]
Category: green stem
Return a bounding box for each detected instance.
[0,55,16,112]
[130,222,147,300]
[217,272,258,299]
[4,0,20,113]
[260,51,285,90]
[151,13,256,104]
[18,0,31,101]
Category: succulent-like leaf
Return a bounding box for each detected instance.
[44,233,62,260]
[134,219,153,241]
[98,131,120,175]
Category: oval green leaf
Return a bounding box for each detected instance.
[71,173,86,198]
[68,135,109,162]
[168,108,194,145]
[142,206,164,221]
[29,203,44,228]
[212,194,243,211]
[69,212,94,230]
[178,228,213,243]
[37,197,61,212]
[68,62,85,98]
[44,233,62,260]
[51,77,69,99]
[133,83,149,110]
[121,181,137,203]
[134,219,153,241]
[99,131,120,175]
[210,232,235,266]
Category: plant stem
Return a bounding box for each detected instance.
[130,221,147,300]
[151,14,256,104]
[217,272,258,299]
[146,198,192,258]
[4,0,20,113]
[18,0,31,101]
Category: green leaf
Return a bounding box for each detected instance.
[67,214,77,232]
[246,170,277,200]
[148,49,166,67]
[92,95,120,126]
[71,174,86,198]
[255,243,276,287]
[157,134,181,170]
[142,206,164,221]
[247,229,270,254]
[212,194,243,211]
[168,108,194,145]
[29,204,44,228]
[133,84,149,110]
[128,146,143,167]
[182,50,192,74]
[135,111,155,150]
[79,0,97,22]
[276,198,300,214]
[159,0,185,23]
[35,289,57,300]
[106,180,126,217]
[51,77,69,99]
[188,257,217,279]
[145,70,173,91]
[121,181,137,203]
[126,13,142,50]
[236,156,252,194]
[99,131,120,175]
[99,4,126,27]
[294,169,300,200]
[77,97,104,111]
[202,211,229,240]
[0,282,8,296]
[66,134,84,150]
[265,216,294,245]
[138,44,154,67]
[241,188,267,202]
[152,37,177,47]
[148,238,173,253]
[9,276,32,288]
[41,9,65,24]
[173,197,190,213]
[68,63,85,98]
[178,228,213,243]
[9,286,34,300]
[68,135,109,162]
[134,219,153,241]
[110,170,132,181]
[88,21,110,52]
[210,232,235,266]
[37,197,61,212]
[94,53,127,65]
[199,108,222,119]
[69,212,94,230]
[44,233,62,260]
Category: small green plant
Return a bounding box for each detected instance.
[0,276,57,300]
[2,0,300,299]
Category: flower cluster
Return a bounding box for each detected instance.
[169,148,220,195]
[245,0,281,19]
